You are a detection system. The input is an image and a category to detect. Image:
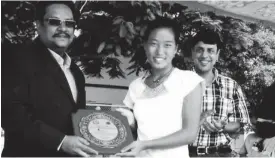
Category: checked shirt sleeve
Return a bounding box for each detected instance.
[229,83,252,132]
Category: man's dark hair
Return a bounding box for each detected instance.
[35,1,80,22]
[144,17,181,45]
[191,29,222,50]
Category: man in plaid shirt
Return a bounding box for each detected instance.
[188,29,251,157]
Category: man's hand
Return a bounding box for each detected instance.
[202,119,220,133]
[115,108,135,128]
[200,110,227,133]
[61,136,98,157]
[212,118,227,131]
[200,110,214,125]
[200,110,217,132]
[203,118,227,133]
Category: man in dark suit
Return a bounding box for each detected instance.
[2,2,97,157]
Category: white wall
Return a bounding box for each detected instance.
[85,86,127,105]
[85,57,141,105]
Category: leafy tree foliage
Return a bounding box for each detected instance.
[2,1,275,110]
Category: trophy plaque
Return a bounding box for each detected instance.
[72,109,134,155]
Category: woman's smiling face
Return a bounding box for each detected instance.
[144,27,177,70]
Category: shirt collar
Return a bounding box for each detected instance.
[48,49,71,69]
[192,67,220,85]
[212,68,220,84]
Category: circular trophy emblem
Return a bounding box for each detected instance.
[79,112,127,148]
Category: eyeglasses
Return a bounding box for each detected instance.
[44,18,76,28]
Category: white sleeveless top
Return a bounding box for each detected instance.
[123,68,204,158]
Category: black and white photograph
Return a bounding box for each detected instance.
[1,1,275,157]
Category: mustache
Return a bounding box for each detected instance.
[53,32,70,38]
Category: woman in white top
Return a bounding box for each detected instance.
[116,17,205,158]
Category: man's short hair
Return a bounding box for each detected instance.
[35,1,80,22]
[191,29,222,50]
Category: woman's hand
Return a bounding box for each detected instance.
[115,108,135,128]
[115,141,148,157]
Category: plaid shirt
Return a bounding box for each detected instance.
[192,69,251,147]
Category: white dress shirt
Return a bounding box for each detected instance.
[48,49,78,151]
[48,49,78,102]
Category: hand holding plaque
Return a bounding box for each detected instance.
[72,109,134,155]
[60,135,98,156]
[115,140,148,157]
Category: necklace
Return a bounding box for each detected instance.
[152,68,174,84]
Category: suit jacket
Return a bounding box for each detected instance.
[2,39,86,157]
